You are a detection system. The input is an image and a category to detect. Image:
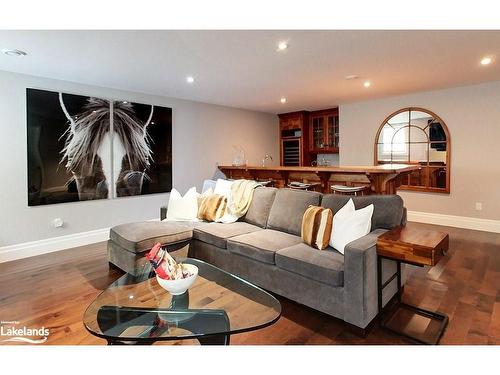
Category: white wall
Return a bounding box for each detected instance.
[0,70,278,247]
[340,80,500,221]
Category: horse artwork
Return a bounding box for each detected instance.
[111,100,172,198]
[27,88,172,206]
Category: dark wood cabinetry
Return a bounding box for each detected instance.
[309,108,339,153]
[278,111,309,166]
[278,108,338,166]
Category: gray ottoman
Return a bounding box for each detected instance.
[107,221,194,275]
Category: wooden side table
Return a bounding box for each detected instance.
[376,226,449,344]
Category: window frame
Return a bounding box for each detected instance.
[374,107,451,194]
[380,123,409,155]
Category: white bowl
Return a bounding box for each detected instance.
[156,264,198,295]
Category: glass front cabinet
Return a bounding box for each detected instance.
[309,108,339,153]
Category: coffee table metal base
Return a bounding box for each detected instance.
[106,334,230,345]
[97,306,231,345]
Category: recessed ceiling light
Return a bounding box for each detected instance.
[363,81,371,88]
[280,97,287,103]
[2,48,27,57]
[345,75,359,80]
[277,42,288,51]
[186,76,194,83]
[480,56,492,65]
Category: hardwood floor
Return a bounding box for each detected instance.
[0,222,499,345]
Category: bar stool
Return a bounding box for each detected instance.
[331,185,367,196]
[287,182,321,191]
[257,180,274,187]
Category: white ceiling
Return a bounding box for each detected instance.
[1,30,499,114]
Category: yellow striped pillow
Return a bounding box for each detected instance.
[301,205,333,250]
[197,194,228,222]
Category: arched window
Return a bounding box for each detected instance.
[374,107,450,193]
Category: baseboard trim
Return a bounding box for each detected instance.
[407,210,500,233]
[0,218,159,263]
[0,228,110,263]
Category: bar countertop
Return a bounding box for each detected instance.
[218,163,420,195]
[218,164,420,174]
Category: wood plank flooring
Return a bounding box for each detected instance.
[0,222,499,345]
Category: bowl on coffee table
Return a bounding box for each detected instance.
[155,264,198,295]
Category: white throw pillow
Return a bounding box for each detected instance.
[327,199,354,247]
[330,199,374,254]
[214,179,233,199]
[335,198,355,218]
[165,187,200,221]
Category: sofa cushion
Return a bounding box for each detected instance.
[267,189,322,235]
[301,205,333,250]
[330,203,374,254]
[243,187,277,228]
[110,221,193,253]
[197,193,228,222]
[165,187,199,221]
[193,221,262,249]
[276,243,344,287]
[321,194,404,230]
[227,229,303,264]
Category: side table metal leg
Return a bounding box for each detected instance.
[377,256,382,313]
[378,257,449,344]
[396,260,402,302]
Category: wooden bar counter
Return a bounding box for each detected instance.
[218,164,420,195]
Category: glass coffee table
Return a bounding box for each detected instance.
[83,258,281,345]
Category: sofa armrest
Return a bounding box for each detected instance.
[160,205,168,221]
[343,228,387,329]
[401,207,408,226]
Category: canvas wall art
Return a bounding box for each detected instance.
[27,88,172,206]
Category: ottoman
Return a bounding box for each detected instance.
[107,221,194,275]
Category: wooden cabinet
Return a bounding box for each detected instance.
[278,107,339,166]
[278,111,309,166]
[309,108,339,153]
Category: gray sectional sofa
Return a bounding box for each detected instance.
[159,187,407,331]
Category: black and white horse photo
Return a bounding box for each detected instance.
[27,88,172,206]
[59,95,154,199]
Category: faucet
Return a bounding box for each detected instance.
[262,154,273,167]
